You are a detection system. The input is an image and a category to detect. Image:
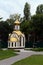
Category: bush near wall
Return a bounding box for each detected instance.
[25,41,43,48]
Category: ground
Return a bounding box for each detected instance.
[0,49,43,65]
[12,55,43,65]
[0,49,17,60]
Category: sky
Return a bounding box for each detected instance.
[0,0,43,20]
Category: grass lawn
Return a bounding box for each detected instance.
[25,48,43,51]
[0,49,17,60]
[12,55,43,65]
[30,48,43,51]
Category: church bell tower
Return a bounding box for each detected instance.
[14,19,20,31]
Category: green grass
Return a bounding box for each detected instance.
[0,49,17,60]
[30,48,43,51]
[12,55,43,65]
[25,48,43,51]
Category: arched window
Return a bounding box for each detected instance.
[15,42,16,47]
[23,37,24,46]
[20,37,21,46]
[12,42,13,47]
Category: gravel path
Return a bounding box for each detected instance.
[0,50,43,65]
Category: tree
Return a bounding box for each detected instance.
[21,20,32,40]
[0,21,12,48]
[6,18,14,25]
[36,4,43,14]
[24,2,31,21]
[0,17,3,22]
[10,14,21,21]
[7,13,21,25]
[31,14,43,45]
[21,2,31,47]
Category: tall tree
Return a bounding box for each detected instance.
[0,21,11,48]
[21,2,31,47]
[36,4,43,14]
[31,14,43,44]
[24,2,31,21]
[21,20,32,40]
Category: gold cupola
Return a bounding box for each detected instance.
[14,19,20,25]
[14,19,20,30]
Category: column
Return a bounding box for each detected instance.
[21,37,23,47]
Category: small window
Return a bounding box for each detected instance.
[23,37,24,46]
[20,37,21,46]
[12,42,13,47]
[15,42,16,47]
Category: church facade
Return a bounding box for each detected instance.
[8,20,25,49]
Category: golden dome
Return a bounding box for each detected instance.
[14,19,20,25]
[10,37,18,42]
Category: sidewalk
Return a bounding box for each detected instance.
[0,51,43,65]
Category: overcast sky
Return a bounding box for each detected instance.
[0,0,43,20]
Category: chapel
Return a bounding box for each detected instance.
[8,20,25,48]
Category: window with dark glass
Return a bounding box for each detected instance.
[23,37,24,46]
[15,42,16,47]
[12,42,13,47]
[20,37,21,46]
[9,43,10,47]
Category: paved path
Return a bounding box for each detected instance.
[0,51,43,65]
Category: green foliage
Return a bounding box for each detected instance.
[0,21,13,48]
[31,14,43,33]
[21,21,29,34]
[10,14,21,21]
[25,41,33,48]
[30,48,43,51]
[24,2,31,21]
[21,14,43,47]
[0,17,3,21]
[21,20,32,34]
[36,4,43,14]
[12,55,43,65]
[6,19,14,25]
[0,49,17,60]
[31,14,43,43]
[21,18,35,43]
